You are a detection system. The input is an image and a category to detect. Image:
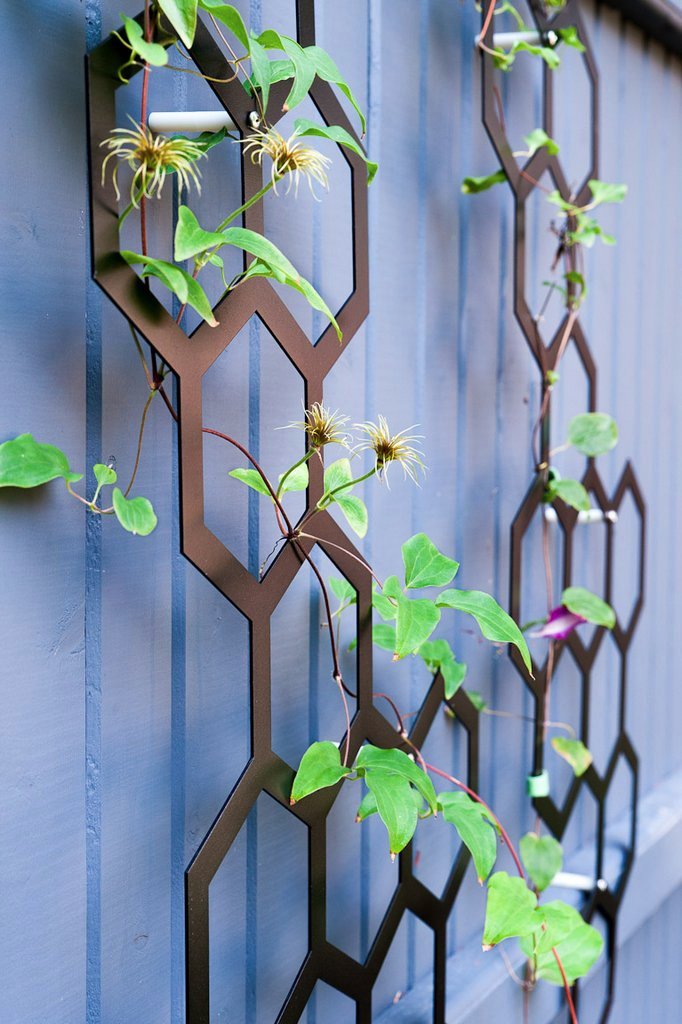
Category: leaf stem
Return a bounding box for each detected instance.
[203,427,292,536]
[293,540,354,766]
[124,389,156,497]
[127,323,154,389]
[215,181,274,232]
[276,448,316,499]
[296,532,383,590]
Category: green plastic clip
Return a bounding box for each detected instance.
[527,769,550,798]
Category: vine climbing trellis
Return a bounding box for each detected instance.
[82,1,646,1022]
[480,2,646,1021]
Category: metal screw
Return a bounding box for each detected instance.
[247,111,261,130]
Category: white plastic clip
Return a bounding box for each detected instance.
[476,29,559,50]
[552,871,608,892]
[148,110,237,134]
[544,508,618,525]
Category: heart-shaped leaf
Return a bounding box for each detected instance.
[483,872,538,949]
[439,791,497,883]
[436,589,532,674]
[552,737,593,776]
[290,741,351,804]
[402,533,459,589]
[112,487,158,536]
[562,586,615,628]
[568,412,618,457]
[520,832,563,892]
[0,434,82,488]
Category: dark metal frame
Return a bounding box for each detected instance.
[481,1,646,1020]
[86,1,647,1021]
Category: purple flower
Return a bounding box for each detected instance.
[531,605,587,640]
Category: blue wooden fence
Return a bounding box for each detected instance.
[1,1,681,1021]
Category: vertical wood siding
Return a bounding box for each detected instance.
[1,1,681,1021]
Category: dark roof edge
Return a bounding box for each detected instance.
[597,0,682,56]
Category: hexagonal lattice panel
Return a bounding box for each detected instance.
[499,4,644,1022]
[87,2,644,1022]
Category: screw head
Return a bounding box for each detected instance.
[247,111,261,130]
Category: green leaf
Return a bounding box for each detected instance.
[356,784,424,822]
[520,833,563,892]
[418,639,467,699]
[546,478,591,512]
[0,434,82,488]
[248,35,273,112]
[112,487,158,535]
[558,26,586,52]
[355,745,438,814]
[365,771,419,858]
[383,577,441,660]
[198,0,249,51]
[439,792,497,883]
[562,586,616,629]
[323,457,353,499]
[521,903,604,984]
[329,577,356,604]
[121,14,169,65]
[372,578,399,621]
[441,658,468,700]
[568,413,618,457]
[172,127,228,153]
[483,872,538,949]
[174,211,341,340]
[278,462,308,494]
[510,40,561,68]
[293,118,376,184]
[436,589,532,675]
[157,0,197,48]
[372,623,397,651]
[523,128,559,157]
[290,741,351,803]
[255,30,315,113]
[174,205,229,261]
[461,170,506,194]
[402,533,459,589]
[335,493,368,538]
[552,737,593,776]
[93,463,117,487]
[588,179,627,205]
[303,45,366,135]
[228,467,270,496]
[468,691,488,712]
[121,250,217,326]
[348,621,397,654]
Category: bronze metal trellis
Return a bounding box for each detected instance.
[86,2,646,1022]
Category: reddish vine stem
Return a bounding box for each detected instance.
[478,0,497,50]
[203,427,292,536]
[551,948,578,1024]
[293,540,353,766]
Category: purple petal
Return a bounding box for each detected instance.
[531,605,587,640]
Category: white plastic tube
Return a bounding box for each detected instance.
[544,508,619,525]
[148,110,236,134]
[476,30,558,50]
